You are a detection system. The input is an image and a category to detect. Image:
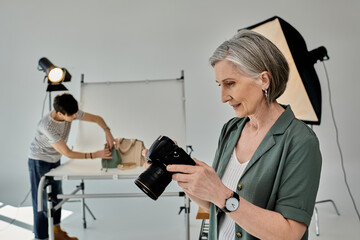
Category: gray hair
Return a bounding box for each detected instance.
[209,29,289,103]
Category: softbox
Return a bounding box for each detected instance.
[242,16,327,125]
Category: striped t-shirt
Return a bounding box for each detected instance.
[28,110,84,163]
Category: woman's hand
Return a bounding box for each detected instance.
[94,148,112,159]
[105,129,115,149]
[166,158,229,206]
[142,149,151,169]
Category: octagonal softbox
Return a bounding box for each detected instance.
[242,16,327,125]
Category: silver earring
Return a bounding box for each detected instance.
[264,89,268,98]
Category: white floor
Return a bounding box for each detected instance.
[1,199,359,240]
[1,178,359,240]
[0,196,202,240]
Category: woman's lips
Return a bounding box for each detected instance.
[232,103,241,110]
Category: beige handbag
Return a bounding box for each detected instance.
[115,138,146,167]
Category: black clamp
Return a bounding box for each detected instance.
[77,181,85,190]
[186,145,193,157]
[178,206,186,215]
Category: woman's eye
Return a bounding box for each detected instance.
[217,81,235,87]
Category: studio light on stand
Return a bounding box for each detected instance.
[242,16,329,125]
[241,16,337,236]
[38,57,72,110]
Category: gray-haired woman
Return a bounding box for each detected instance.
[166,30,322,240]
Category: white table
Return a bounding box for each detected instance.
[37,159,191,240]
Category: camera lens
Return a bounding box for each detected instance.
[135,135,195,200]
[134,163,172,200]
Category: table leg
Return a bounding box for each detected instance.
[47,184,55,240]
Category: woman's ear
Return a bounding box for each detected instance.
[260,71,270,90]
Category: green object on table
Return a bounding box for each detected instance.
[101,144,122,169]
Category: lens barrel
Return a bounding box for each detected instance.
[134,135,195,200]
[135,163,172,200]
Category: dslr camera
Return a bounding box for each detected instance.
[134,135,195,200]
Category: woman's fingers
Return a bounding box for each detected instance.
[166,164,198,174]
[108,141,114,149]
[192,158,209,167]
[142,149,149,157]
[143,161,151,169]
[166,158,209,173]
[102,149,112,158]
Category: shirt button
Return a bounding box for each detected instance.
[237,184,243,190]
[236,232,242,238]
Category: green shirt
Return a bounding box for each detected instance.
[208,106,322,240]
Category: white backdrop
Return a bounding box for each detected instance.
[73,79,187,151]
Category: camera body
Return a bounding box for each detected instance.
[135,135,195,200]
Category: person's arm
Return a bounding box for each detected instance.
[80,112,115,149]
[51,140,112,159]
[216,187,306,240]
[167,159,307,240]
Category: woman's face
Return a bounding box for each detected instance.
[214,60,264,118]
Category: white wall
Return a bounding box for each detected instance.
[1,0,359,235]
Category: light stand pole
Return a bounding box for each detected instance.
[309,124,340,236]
[49,92,52,111]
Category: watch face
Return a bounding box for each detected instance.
[226,197,239,211]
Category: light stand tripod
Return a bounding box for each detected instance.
[68,180,97,229]
[314,199,340,236]
[309,124,340,236]
[46,75,97,229]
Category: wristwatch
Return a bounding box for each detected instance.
[221,191,240,213]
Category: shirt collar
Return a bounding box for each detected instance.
[268,105,295,135]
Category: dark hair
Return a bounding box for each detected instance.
[209,30,289,103]
[53,93,78,115]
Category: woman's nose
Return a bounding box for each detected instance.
[221,89,231,103]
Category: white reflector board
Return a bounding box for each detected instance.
[73,79,187,152]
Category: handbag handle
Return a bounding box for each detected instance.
[117,138,137,153]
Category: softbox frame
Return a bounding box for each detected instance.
[241,16,324,125]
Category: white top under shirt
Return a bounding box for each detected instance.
[218,148,249,240]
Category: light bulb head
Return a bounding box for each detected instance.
[48,67,64,83]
